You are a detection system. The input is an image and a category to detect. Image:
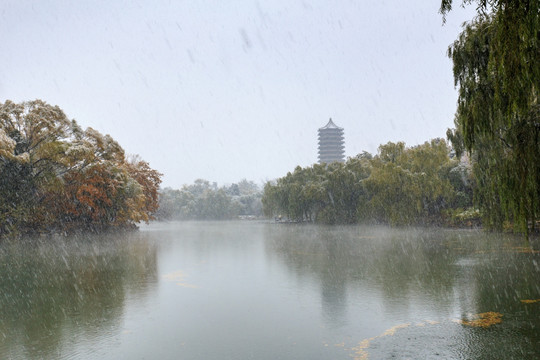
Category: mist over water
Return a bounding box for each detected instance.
[1,222,539,359]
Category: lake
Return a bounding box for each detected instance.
[1,221,539,359]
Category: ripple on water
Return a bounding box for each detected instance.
[348,316,510,360]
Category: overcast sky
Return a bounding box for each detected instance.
[1,0,476,188]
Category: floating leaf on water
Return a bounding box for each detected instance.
[382,323,410,336]
[351,339,370,360]
[511,247,540,254]
[458,312,503,328]
[520,299,540,304]
[351,324,410,360]
[162,270,198,288]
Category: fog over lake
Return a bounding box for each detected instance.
[1,221,539,359]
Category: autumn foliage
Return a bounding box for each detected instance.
[0,99,162,236]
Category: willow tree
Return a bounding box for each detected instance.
[363,140,456,226]
[443,1,540,235]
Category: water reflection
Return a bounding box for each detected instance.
[264,226,460,321]
[0,222,539,359]
[264,224,540,358]
[0,232,158,359]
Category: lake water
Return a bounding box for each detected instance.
[1,221,539,359]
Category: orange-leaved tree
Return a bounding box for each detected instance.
[0,99,162,235]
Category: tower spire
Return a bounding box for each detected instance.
[318,118,345,164]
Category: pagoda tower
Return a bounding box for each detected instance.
[318,118,345,164]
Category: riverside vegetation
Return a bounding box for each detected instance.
[0,99,162,236]
[264,0,540,236]
[261,139,475,227]
[156,179,263,221]
[2,2,538,237]
[442,0,540,236]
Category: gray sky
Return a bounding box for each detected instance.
[1,0,475,188]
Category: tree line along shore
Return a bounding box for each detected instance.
[1,1,539,237]
[0,100,161,237]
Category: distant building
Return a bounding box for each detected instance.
[318,118,345,164]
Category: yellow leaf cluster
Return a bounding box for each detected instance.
[458,312,503,328]
[520,299,540,304]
